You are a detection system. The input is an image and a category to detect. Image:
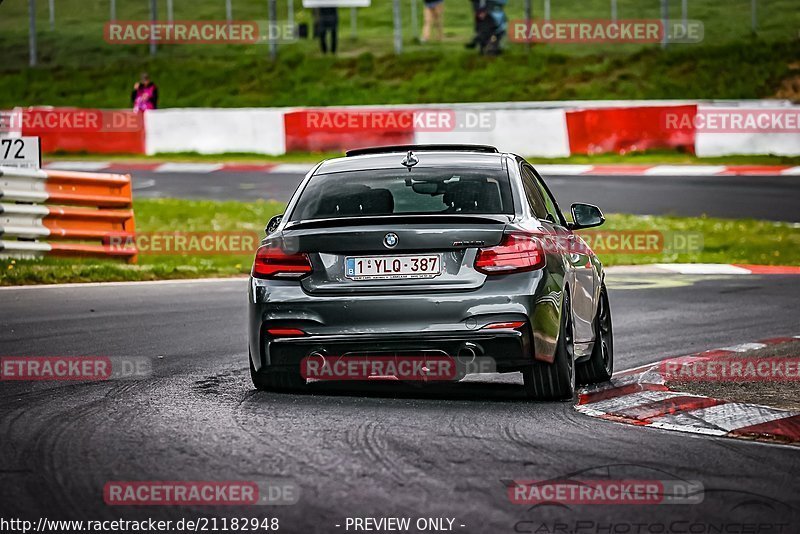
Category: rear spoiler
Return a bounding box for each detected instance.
[345,144,499,157]
[284,213,511,231]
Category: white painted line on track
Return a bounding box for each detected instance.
[717,342,768,352]
[45,161,111,171]
[653,263,753,275]
[154,163,224,173]
[272,163,316,174]
[535,164,594,175]
[781,166,800,175]
[643,165,727,176]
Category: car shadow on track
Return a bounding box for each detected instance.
[251,374,575,403]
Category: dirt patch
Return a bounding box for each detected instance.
[774,62,800,102]
[666,340,800,411]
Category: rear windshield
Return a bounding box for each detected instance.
[289,168,514,221]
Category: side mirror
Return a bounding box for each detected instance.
[568,203,604,230]
[265,214,283,235]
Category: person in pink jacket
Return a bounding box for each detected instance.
[131,73,159,112]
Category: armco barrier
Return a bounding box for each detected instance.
[0,166,137,261]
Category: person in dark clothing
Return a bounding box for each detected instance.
[317,7,338,54]
[131,72,158,112]
[466,0,507,55]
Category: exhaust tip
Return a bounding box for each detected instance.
[456,342,481,365]
[307,350,328,370]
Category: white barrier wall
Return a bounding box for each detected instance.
[139,102,799,157]
[413,109,570,158]
[694,105,800,157]
[144,108,287,155]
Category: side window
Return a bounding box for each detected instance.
[534,174,565,226]
[519,165,549,220]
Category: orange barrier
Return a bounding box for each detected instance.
[0,166,138,262]
[44,170,134,208]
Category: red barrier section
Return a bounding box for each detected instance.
[566,105,697,155]
[20,107,145,154]
[284,109,416,152]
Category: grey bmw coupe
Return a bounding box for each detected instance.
[248,145,613,400]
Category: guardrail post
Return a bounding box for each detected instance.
[150,0,158,56]
[29,0,37,67]
[392,0,402,54]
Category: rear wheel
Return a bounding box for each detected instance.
[249,354,307,392]
[522,292,576,401]
[576,283,614,385]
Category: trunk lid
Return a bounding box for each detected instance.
[280,215,509,295]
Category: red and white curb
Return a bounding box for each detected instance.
[538,164,800,176]
[606,264,800,275]
[576,336,800,445]
[43,162,800,177]
[43,161,316,175]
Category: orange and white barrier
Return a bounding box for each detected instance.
[0,166,137,261]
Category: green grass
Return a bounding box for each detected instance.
[1,198,798,285]
[1,0,799,107]
[584,214,800,266]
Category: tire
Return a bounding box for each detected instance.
[249,354,307,392]
[522,292,576,401]
[576,283,614,385]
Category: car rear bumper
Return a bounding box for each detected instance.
[260,328,534,372]
[248,269,560,374]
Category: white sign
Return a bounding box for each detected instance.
[1,136,41,170]
[302,0,370,7]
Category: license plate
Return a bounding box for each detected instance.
[345,254,442,280]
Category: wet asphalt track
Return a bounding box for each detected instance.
[1,273,799,531]
[131,169,800,222]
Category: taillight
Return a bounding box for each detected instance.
[474,234,545,274]
[252,244,313,279]
[266,328,306,337]
[482,321,526,330]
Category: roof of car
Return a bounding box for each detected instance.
[315,148,508,175]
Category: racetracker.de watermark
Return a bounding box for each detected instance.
[662,357,800,382]
[663,109,800,133]
[301,355,497,381]
[104,20,298,45]
[510,19,703,44]
[302,109,495,133]
[0,356,152,381]
[573,230,702,255]
[106,231,261,256]
[508,479,704,505]
[0,109,142,133]
[103,480,299,506]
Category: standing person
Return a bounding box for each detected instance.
[318,7,339,54]
[421,0,444,42]
[131,72,158,112]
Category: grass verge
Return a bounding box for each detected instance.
[1,199,798,285]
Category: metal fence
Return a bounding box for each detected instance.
[19,0,787,65]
